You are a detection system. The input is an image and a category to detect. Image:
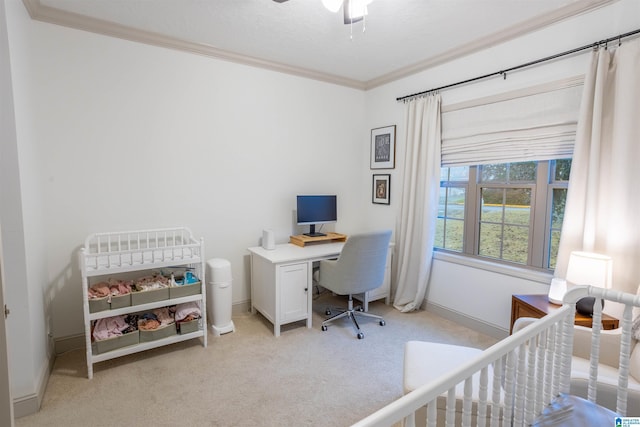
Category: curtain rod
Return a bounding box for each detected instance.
[396,27,640,102]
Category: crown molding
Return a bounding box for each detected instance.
[21,0,367,90]
[363,0,617,90]
[23,0,616,92]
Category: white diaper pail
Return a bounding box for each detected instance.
[206,258,235,336]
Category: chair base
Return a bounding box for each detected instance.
[321,294,385,339]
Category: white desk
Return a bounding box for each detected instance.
[247,242,392,336]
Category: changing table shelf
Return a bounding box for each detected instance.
[80,227,207,379]
[88,294,203,321]
[90,331,203,363]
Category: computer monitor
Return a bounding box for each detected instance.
[296,195,337,237]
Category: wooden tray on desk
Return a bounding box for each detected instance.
[289,232,347,247]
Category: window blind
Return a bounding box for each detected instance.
[441,80,583,167]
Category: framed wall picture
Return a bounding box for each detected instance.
[372,174,391,205]
[370,125,396,169]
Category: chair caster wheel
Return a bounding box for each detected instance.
[379,320,386,326]
[357,332,364,339]
[325,309,331,315]
[321,325,328,331]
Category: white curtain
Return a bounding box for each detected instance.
[393,95,441,312]
[555,38,640,295]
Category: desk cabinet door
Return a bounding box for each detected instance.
[279,263,309,322]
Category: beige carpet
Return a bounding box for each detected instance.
[16,293,497,427]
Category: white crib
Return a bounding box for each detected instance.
[353,286,640,427]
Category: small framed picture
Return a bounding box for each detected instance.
[372,174,391,205]
[370,125,396,169]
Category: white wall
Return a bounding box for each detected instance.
[6,0,371,344]
[2,0,51,407]
[365,0,640,335]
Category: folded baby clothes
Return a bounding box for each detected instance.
[153,307,174,325]
[174,302,201,322]
[92,315,129,341]
[88,282,111,299]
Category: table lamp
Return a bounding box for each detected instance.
[565,251,612,315]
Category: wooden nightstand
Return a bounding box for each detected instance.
[510,294,619,334]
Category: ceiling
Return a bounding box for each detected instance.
[23,0,613,89]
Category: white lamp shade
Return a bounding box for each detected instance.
[565,251,613,289]
[548,278,567,304]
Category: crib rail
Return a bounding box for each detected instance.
[354,285,640,427]
[571,285,640,416]
[354,302,575,427]
[80,227,202,274]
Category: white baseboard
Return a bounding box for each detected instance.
[232,300,251,316]
[54,334,85,355]
[425,301,509,340]
[13,350,54,418]
[13,392,40,418]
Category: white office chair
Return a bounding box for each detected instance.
[316,230,392,339]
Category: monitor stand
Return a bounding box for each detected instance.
[290,232,347,247]
[303,224,326,237]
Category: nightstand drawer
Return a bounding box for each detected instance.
[513,304,544,320]
[510,294,619,334]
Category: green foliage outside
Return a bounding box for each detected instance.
[436,210,534,265]
[482,188,532,206]
[480,162,536,183]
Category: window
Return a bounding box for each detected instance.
[436,159,570,270]
[436,167,467,252]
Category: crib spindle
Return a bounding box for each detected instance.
[426,399,437,427]
[534,330,546,416]
[461,377,473,426]
[587,298,604,403]
[524,335,538,424]
[489,358,502,427]
[558,311,575,395]
[503,350,516,425]
[476,366,488,427]
[617,303,633,416]
[543,326,556,404]
[512,342,527,426]
[445,387,456,427]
